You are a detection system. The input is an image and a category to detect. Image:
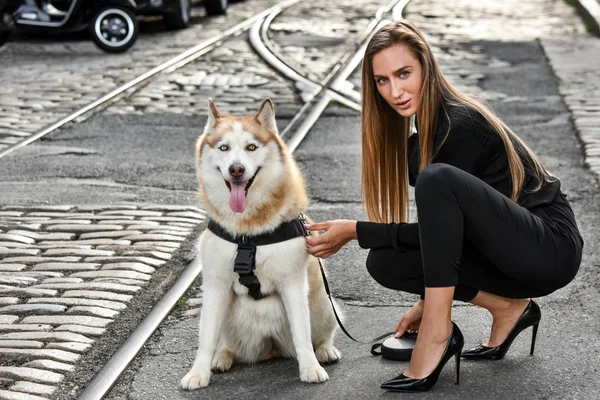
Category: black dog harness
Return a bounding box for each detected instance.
[207,215,311,300]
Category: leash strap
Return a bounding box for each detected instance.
[317,257,394,350]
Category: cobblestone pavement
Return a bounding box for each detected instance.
[0,0,282,140]
[0,205,204,398]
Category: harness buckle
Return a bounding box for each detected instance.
[234,244,256,275]
[298,214,311,237]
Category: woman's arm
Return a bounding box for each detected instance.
[356,221,420,250]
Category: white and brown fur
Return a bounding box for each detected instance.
[180,98,340,390]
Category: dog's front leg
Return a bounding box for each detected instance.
[181,283,232,390]
[279,280,329,383]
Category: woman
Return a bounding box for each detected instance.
[304,20,583,392]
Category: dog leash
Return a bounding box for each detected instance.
[317,257,396,355]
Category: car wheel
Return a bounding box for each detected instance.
[89,7,138,53]
[164,0,191,30]
[205,0,228,16]
[0,31,10,48]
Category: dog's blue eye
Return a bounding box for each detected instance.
[247,144,258,151]
[219,145,229,151]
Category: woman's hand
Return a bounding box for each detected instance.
[304,220,357,259]
[394,299,424,337]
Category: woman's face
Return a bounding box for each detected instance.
[372,43,423,118]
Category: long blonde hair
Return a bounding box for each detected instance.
[361,20,553,223]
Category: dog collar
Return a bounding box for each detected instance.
[207,215,311,300]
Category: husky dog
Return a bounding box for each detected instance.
[180,98,340,390]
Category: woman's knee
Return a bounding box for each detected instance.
[414,163,459,202]
[365,249,390,285]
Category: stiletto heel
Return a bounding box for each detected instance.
[530,323,539,355]
[462,299,542,360]
[380,322,464,392]
[454,350,460,385]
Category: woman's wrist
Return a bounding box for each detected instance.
[348,220,358,241]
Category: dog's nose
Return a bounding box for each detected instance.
[229,164,245,178]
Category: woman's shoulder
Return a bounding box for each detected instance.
[441,104,501,147]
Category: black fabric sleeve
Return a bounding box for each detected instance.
[356,221,420,250]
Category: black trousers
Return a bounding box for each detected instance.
[366,164,581,302]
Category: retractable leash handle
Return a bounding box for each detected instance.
[316,258,395,354]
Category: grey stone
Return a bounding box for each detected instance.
[54,325,106,337]
[0,305,66,315]
[0,265,26,272]
[0,315,18,324]
[0,348,78,363]
[44,342,91,353]
[61,290,132,302]
[92,278,148,286]
[0,298,19,306]
[0,325,53,332]
[28,298,126,311]
[0,235,35,244]
[84,256,165,267]
[1,257,80,264]
[70,270,152,280]
[78,230,142,239]
[32,263,100,271]
[0,331,93,344]
[40,278,84,284]
[0,340,45,349]
[20,315,112,328]
[101,263,156,274]
[0,249,41,257]
[75,205,138,211]
[66,306,118,318]
[0,288,58,297]
[121,251,172,261]
[0,276,38,286]
[22,360,74,373]
[6,231,75,241]
[141,216,202,224]
[32,282,141,293]
[42,249,115,257]
[0,366,64,384]
[122,234,186,242]
[45,225,123,232]
[38,239,131,246]
[0,388,52,399]
[98,210,163,216]
[9,381,56,396]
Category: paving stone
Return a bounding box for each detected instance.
[121,251,173,261]
[21,316,112,328]
[8,206,73,212]
[0,242,32,249]
[0,367,64,384]
[133,241,180,248]
[0,212,23,217]
[166,223,197,228]
[0,276,38,286]
[42,249,115,257]
[126,225,170,230]
[0,298,19,306]
[0,325,53,332]
[121,234,186,242]
[0,288,58,297]
[0,331,94,344]
[32,263,100,271]
[32,282,141,293]
[0,315,18,324]
[22,360,74,373]
[6,231,75,241]
[98,210,163,216]
[0,265,27,273]
[0,235,35,245]
[78,230,142,239]
[146,230,190,237]
[66,306,119,319]
[28,298,126,311]
[147,225,191,232]
[70,270,152,281]
[166,211,206,219]
[0,340,45,349]
[0,249,41,257]
[40,278,84,284]
[61,290,132,302]
[0,305,66,315]
[54,325,106,337]
[1,257,80,264]
[185,298,202,306]
[92,278,148,287]
[0,348,78,363]
[84,256,165,267]
[38,220,92,226]
[0,389,51,400]
[44,342,91,353]
[101,263,156,274]
[45,225,123,232]
[26,213,94,218]
[141,217,202,224]
[75,205,138,211]
[9,381,55,396]
[38,239,131,246]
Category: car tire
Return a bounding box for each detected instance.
[164,0,191,30]
[205,0,228,16]
[0,31,10,49]
[89,6,138,53]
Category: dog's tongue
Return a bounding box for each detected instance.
[229,182,247,213]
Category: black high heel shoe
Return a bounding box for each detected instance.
[461,299,541,360]
[380,322,464,392]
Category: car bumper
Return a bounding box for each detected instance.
[135,0,180,16]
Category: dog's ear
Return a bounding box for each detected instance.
[256,98,277,133]
[206,98,221,132]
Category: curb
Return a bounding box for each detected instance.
[572,0,600,36]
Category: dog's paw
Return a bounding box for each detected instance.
[212,350,234,372]
[315,343,341,364]
[300,364,329,383]
[180,369,211,390]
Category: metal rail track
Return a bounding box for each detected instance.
[77,0,409,398]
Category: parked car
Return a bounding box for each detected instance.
[0,0,21,47]
[2,0,232,53]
